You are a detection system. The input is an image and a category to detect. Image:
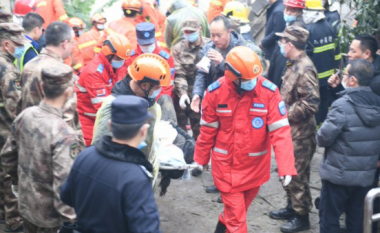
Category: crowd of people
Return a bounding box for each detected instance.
[0,0,379,232]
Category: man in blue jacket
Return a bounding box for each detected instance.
[60,95,162,233]
[317,59,380,233]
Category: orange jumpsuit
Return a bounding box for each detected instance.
[35,0,69,28]
[64,36,84,74]
[77,27,101,66]
[136,0,167,49]
[207,0,231,23]
[99,17,138,50]
[195,76,297,232]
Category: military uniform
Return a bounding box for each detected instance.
[18,48,85,150]
[172,19,210,139]
[270,26,320,232]
[0,23,29,231]
[0,7,12,23]
[1,63,77,232]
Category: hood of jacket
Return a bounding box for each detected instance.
[95,135,153,173]
[168,0,189,13]
[342,87,380,127]
[111,77,156,107]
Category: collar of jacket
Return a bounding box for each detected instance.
[338,86,372,97]
[287,51,307,66]
[111,77,156,107]
[95,135,153,173]
[39,101,63,118]
[0,51,15,63]
[40,48,63,62]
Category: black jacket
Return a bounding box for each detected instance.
[60,136,161,233]
[268,44,287,88]
[317,87,380,187]
[262,0,286,60]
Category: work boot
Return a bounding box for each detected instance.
[206,185,219,193]
[280,214,310,233]
[214,221,227,233]
[217,196,223,203]
[269,202,295,220]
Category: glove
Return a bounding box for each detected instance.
[11,185,18,198]
[192,162,203,171]
[179,94,190,110]
[280,175,292,186]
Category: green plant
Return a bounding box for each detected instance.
[63,0,119,31]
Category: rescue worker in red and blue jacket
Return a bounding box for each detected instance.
[194,46,297,233]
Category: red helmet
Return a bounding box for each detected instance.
[283,0,306,9]
[14,0,36,16]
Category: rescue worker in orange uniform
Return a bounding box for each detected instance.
[78,13,107,66]
[35,0,69,28]
[64,17,85,74]
[76,33,132,146]
[96,0,141,51]
[136,0,168,49]
[207,0,231,23]
[194,46,297,233]
[128,22,175,99]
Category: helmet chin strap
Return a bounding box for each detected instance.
[138,82,154,99]
[233,78,245,95]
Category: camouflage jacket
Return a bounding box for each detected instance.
[172,36,210,98]
[0,51,21,144]
[1,101,77,227]
[280,52,320,139]
[18,48,85,149]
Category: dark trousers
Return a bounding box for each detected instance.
[316,85,332,125]
[319,180,373,233]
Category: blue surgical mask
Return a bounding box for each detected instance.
[240,78,257,91]
[12,44,25,60]
[137,141,147,150]
[284,13,297,24]
[280,43,287,57]
[148,87,162,99]
[111,59,125,69]
[184,32,199,43]
[140,44,156,53]
[78,30,83,36]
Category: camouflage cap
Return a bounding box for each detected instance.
[0,23,29,44]
[182,18,201,31]
[0,9,12,24]
[275,26,309,45]
[41,62,73,87]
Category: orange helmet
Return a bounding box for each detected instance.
[91,13,107,24]
[128,53,171,86]
[225,46,263,81]
[68,17,86,30]
[122,0,142,12]
[102,33,132,60]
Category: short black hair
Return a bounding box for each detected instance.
[22,13,44,32]
[210,16,231,31]
[111,122,144,140]
[45,22,72,46]
[348,59,374,86]
[42,83,70,99]
[354,34,378,59]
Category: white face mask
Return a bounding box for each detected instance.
[342,76,351,89]
[140,44,156,53]
[96,24,105,30]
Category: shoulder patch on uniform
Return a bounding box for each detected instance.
[70,143,78,159]
[159,50,170,60]
[131,49,135,56]
[139,165,153,179]
[208,80,221,92]
[278,101,286,116]
[97,64,104,74]
[262,80,277,92]
[170,68,175,77]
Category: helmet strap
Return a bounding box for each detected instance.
[233,78,245,95]
[138,82,154,99]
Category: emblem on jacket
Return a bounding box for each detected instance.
[252,117,264,129]
[70,143,78,159]
[279,101,286,116]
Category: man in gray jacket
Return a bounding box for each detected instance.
[316,59,380,233]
